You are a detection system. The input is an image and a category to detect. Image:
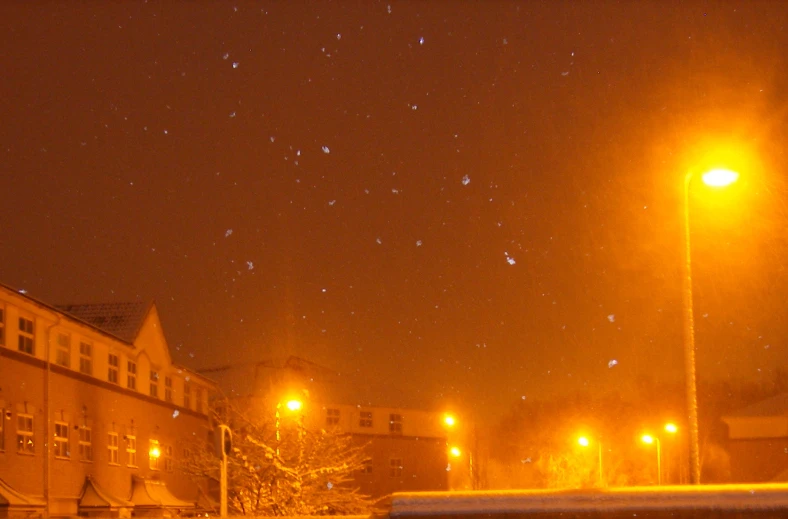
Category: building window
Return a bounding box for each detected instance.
[164,445,173,472]
[108,354,119,384]
[108,432,119,465]
[126,435,137,467]
[183,382,191,409]
[164,376,173,402]
[18,317,34,355]
[79,342,92,375]
[326,408,340,426]
[360,411,373,428]
[127,361,137,390]
[150,371,159,398]
[389,413,403,434]
[389,458,403,477]
[361,458,373,474]
[16,414,34,454]
[149,439,161,470]
[0,307,5,346]
[54,422,70,458]
[0,407,5,452]
[78,427,92,462]
[55,333,71,367]
[195,387,203,413]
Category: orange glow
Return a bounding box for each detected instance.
[641,434,654,445]
[444,414,456,427]
[577,436,590,447]
[149,446,161,458]
[449,446,461,457]
[664,423,678,434]
[285,399,303,412]
[702,168,739,187]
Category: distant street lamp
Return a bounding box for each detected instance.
[682,168,739,485]
[641,434,662,485]
[449,446,462,458]
[276,398,305,456]
[444,414,457,428]
[577,436,604,487]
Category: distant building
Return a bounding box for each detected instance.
[722,393,788,482]
[203,357,455,498]
[0,283,214,518]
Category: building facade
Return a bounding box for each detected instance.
[0,283,213,517]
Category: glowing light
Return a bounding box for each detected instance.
[664,423,678,434]
[444,415,456,427]
[578,436,590,447]
[449,446,461,458]
[641,434,655,445]
[150,447,161,458]
[286,399,303,412]
[701,169,739,187]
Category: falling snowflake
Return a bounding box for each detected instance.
[387,4,391,13]
[391,188,399,194]
[322,145,330,154]
[336,33,341,40]
[419,36,425,45]
[232,62,239,69]
[416,240,422,247]
[505,253,516,265]
[607,314,615,323]
[229,111,236,118]
[225,229,233,238]
[376,237,382,245]
[328,200,336,206]
[172,410,180,418]
[608,359,618,368]
[269,136,275,143]
[18,289,27,294]
[327,482,334,489]
[223,52,230,60]
[462,174,470,186]
[561,71,570,76]
[246,261,254,270]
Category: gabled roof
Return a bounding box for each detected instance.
[79,475,133,510]
[724,393,788,419]
[129,476,194,510]
[0,477,46,509]
[57,302,152,343]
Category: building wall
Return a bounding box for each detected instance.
[727,438,788,482]
[0,289,213,517]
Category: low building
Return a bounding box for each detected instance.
[0,283,213,518]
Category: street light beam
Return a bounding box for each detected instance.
[702,168,739,187]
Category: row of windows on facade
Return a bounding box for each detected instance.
[326,408,404,434]
[0,310,204,412]
[0,409,175,471]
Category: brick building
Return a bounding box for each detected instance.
[0,283,214,518]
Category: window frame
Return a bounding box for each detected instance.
[164,445,173,472]
[149,439,160,470]
[78,426,93,462]
[127,360,137,390]
[0,407,5,452]
[79,342,93,375]
[361,458,373,474]
[55,333,71,368]
[183,381,191,409]
[360,411,373,428]
[108,354,119,384]
[16,414,34,455]
[108,432,119,465]
[54,421,70,459]
[326,408,340,426]
[389,457,403,478]
[0,306,5,346]
[150,370,159,398]
[164,376,173,402]
[389,413,403,434]
[17,316,34,355]
[126,435,137,467]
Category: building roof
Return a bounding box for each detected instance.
[725,393,788,419]
[57,302,151,343]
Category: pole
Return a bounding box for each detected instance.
[220,445,228,517]
[656,438,662,486]
[43,316,60,519]
[598,440,604,487]
[683,172,701,484]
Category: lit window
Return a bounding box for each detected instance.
[0,306,5,346]
[360,411,373,428]
[389,458,403,477]
[326,408,340,426]
[79,427,93,462]
[164,445,173,472]
[108,354,119,384]
[55,333,70,367]
[108,432,119,465]
[150,371,159,398]
[54,422,70,458]
[149,439,160,470]
[164,376,173,402]
[183,382,191,409]
[79,342,92,375]
[16,414,34,454]
[126,435,137,467]
[18,317,34,355]
[389,413,403,434]
[361,458,373,474]
[127,361,137,390]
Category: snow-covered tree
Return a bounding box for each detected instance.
[180,398,372,516]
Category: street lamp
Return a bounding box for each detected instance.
[449,446,462,458]
[276,398,304,456]
[641,434,662,486]
[682,167,738,485]
[444,414,457,428]
[577,436,604,487]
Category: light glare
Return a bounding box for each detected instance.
[578,436,590,447]
[641,434,654,445]
[286,399,303,411]
[444,415,456,427]
[665,423,678,434]
[449,446,461,457]
[702,168,739,187]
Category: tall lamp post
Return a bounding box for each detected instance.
[578,436,604,487]
[642,434,662,485]
[682,168,739,485]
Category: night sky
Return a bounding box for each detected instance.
[2,1,787,420]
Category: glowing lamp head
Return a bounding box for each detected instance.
[150,447,161,459]
[641,434,655,445]
[702,168,739,188]
[285,399,303,412]
[577,436,590,447]
[444,415,456,427]
[664,423,678,434]
[449,446,461,458]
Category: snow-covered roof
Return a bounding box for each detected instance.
[57,301,151,343]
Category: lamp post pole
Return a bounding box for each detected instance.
[683,172,701,485]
